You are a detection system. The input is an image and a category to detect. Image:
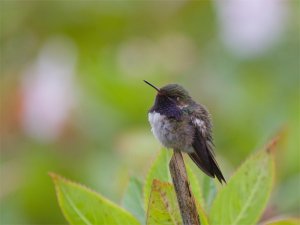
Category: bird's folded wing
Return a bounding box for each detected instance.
[189,117,226,184]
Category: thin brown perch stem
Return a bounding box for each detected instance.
[169,150,201,225]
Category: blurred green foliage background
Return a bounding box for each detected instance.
[0,1,299,224]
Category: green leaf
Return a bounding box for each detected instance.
[263,218,300,225]
[210,145,275,225]
[50,173,140,225]
[122,177,145,224]
[202,175,217,212]
[146,179,209,225]
[143,150,205,209]
[186,163,204,205]
[144,150,207,224]
[195,198,210,225]
[144,150,172,209]
[146,180,182,225]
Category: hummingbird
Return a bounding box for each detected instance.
[144,80,226,184]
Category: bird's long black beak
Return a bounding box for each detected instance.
[143,80,160,92]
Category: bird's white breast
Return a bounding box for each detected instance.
[148,111,194,153]
[148,112,167,144]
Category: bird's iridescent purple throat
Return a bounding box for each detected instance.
[144,80,226,184]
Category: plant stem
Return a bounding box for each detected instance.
[169,150,201,225]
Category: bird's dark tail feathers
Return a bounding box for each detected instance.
[189,129,226,184]
[188,152,226,184]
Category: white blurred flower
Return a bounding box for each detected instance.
[214,0,288,57]
[21,36,77,142]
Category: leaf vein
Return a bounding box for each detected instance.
[61,187,93,225]
[231,169,265,225]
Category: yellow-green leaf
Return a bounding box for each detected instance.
[263,218,300,225]
[146,180,181,225]
[50,173,140,225]
[210,145,275,225]
[146,179,209,225]
[144,150,204,210]
[144,150,172,209]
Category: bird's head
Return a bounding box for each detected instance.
[144,80,192,107]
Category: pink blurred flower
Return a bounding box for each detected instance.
[21,37,77,142]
